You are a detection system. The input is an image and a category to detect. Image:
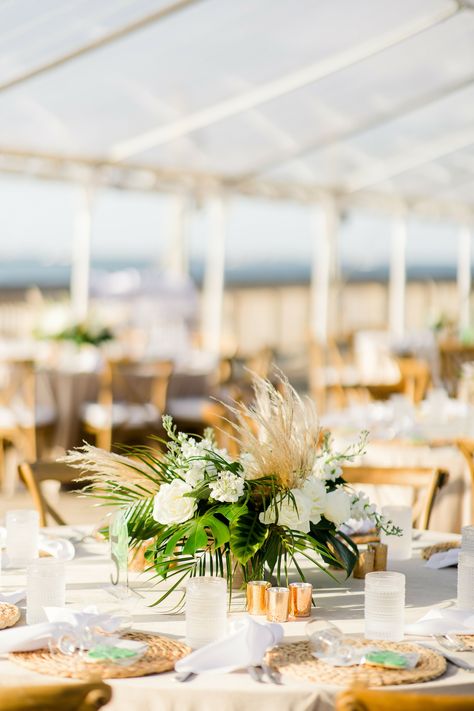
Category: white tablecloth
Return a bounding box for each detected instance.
[0,528,473,710]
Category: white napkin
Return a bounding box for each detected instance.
[426,548,459,569]
[0,607,126,654]
[175,615,283,675]
[406,607,474,636]
[0,527,75,562]
[340,519,374,536]
[0,590,25,605]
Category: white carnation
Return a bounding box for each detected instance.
[183,464,206,487]
[259,489,311,533]
[209,471,245,503]
[153,479,197,525]
[324,488,352,526]
[350,491,376,521]
[302,477,327,525]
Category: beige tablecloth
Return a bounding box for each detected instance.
[0,528,473,710]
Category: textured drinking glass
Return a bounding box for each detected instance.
[461,526,474,553]
[457,552,474,609]
[380,505,412,560]
[6,509,39,567]
[185,576,227,648]
[364,571,405,642]
[27,559,66,624]
[266,587,290,622]
[246,581,271,615]
[289,582,312,618]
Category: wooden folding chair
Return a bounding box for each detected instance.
[82,358,173,451]
[202,401,240,458]
[336,688,474,711]
[395,356,431,404]
[342,465,449,529]
[18,460,82,527]
[454,438,474,523]
[0,681,111,711]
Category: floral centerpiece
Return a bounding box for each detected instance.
[63,373,397,605]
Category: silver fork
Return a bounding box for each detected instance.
[433,634,470,652]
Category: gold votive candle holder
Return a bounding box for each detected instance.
[266,586,290,622]
[352,549,375,579]
[368,542,388,571]
[289,582,313,618]
[246,580,271,615]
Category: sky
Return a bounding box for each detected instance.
[0,173,461,272]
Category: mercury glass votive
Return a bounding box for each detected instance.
[6,509,39,567]
[289,582,312,618]
[266,586,290,622]
[246,580,271,615]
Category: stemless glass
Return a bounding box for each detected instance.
[6,509,39,567]
[364,571,405,642]
[27,559,66,624]
[380,505,412,560]
[461,525,474,554]
[457,552,474,609]
[306,620,357,665]
[185,576,227,648]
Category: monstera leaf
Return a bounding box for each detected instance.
[229,509,268,565]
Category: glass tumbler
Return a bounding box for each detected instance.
[380,505,412,560]
[364,571,405,642]
[27,559,66,624]
[185,576,227,648]
[457,551,474,609]
[6,509,39,567]
[461,526,474,554]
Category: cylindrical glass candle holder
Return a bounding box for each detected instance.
[457,551,474,609]
[461,526,474,553]
[185,576,227,648]
[266,587,290,622]
[6,509,39,567]
[380,505,412,560]
[364,571,405,642]
[27,559,66,624]
[246,581,271,615]
[289,582,312,618]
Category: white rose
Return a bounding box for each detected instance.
[259,489,311,533]
[153,480,197,525]
[324,488,352,526]
[302,477,327,525]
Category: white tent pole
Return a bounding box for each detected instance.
[457,223,472,332]
[110,2,457,160]
[70,186,93,324]
[310,199,339,345]
[164,194,189,277]
[388,215,407,338]
[201,196,228,355]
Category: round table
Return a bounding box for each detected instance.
[0,529,472,710]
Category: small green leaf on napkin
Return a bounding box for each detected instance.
[87,645,138,661]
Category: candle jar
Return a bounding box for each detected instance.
[368,543,388,571]
[185,576,227,648]
[266,587,290,622]
[6,509,39,567]
[353,549,375,579]
[27,559,66,624]
[246,581,271,615]
[364,571,405,642]
[380,505,412,560]
[289,582,312,618]
[457,551,474,609]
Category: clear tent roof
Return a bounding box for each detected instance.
[1,0,474,216]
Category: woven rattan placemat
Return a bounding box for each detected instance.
[421,541,460,560]
[266,639,446,687]
[9,632,190,680]
[0,603,21,630]
[458,634,474,650]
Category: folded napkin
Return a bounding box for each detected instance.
[340,519,374,536]
[175,615,283,675]
[406,607,474,636]
[0,607,127,654]
[426,548,459,569]
[0,590,25,605]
